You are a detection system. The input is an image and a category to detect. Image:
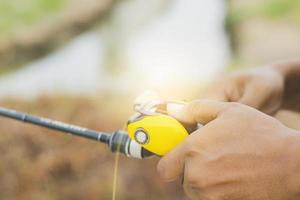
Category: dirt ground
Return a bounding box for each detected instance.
[0,95,186,200]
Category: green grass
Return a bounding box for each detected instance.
[261,0,300,18]
[228,0,300,25]
[0,0,66,39]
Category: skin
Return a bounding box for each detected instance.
[159,100,300,200]
[202,60,300,114]
[157,61,300,199]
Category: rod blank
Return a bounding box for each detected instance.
[0,107,110,143]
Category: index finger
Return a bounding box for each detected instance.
[157,135,190,182]
[157,131,204,182]
[168,99,229,125]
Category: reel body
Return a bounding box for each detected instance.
[127,101,189,156]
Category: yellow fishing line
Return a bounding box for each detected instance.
[112,123,126,200]
[112,151,120,200]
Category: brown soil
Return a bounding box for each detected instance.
[0,95,185,200]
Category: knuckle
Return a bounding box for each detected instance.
[184,146,199,158]
[183,139,200,158]
[185,171,207,190]
[185,172,200,188]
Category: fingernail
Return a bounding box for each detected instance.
[167,103,184,118]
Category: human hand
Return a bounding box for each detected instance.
[158,100,300,200]
[203,67,284,114]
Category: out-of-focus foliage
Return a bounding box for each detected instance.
[0,96,185,200]
[0,0,112,72]
[228,0,300,25]
[0,0,65,39]
[226,0,300,69]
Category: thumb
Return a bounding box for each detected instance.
[167,99,229,125]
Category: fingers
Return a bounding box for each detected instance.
[168,99,229,125]
[157,140,186,182]
[201,74,243,102]
[159,100,231,182]
[238,81,268,110]
[157,134,197,182]
[157,128,211,183]
[202,89,228,102]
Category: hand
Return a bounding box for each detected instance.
[203,66,284,114]
[158,100,300,200]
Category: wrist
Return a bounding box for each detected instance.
[284,129,300,197]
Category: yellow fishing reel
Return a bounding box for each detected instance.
[127,101,194,156]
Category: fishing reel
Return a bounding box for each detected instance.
[126,100,195,157]
[108,100,195,159]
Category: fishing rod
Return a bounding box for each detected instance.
[0,107,150,158]
[0,101,192,159]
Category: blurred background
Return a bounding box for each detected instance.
[0,0,299,199]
